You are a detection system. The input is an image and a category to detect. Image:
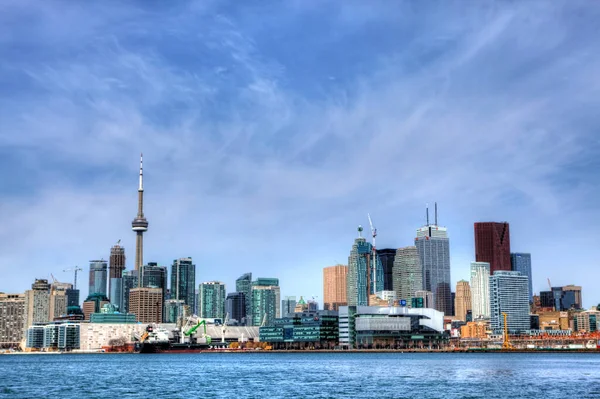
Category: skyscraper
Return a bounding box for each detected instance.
[489,271,530,334]
[475,222,511,274]
[470,261,491,319]
[236,273,252,324]
[129,287,163,324]
[281,296,297,317]
[251,285,278,327]
[120,270,138,313]
[376,249,397,291]
[88,260,108,296]
[323,264,348,311]
[171,258,196,315]
[108,242,125,298]
[414,204,452,316]
[510,253,533,303]
[347,226,383,306]
[132,154,149,274]
[24,279,51,330]
[226,292,246,324]
[454,280,472,322]
[49,282,73,320]
[393,246,423,305]
[0,293,25,348]
[198,281,226,319]
[140,262,168,321]
[254,278,280,318]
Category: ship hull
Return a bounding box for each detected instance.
[136,342,211,353]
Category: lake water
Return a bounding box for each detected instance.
[1,352,599,398]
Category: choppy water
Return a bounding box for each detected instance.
[1,352,599,398]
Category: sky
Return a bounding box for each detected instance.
[0,1,599,309]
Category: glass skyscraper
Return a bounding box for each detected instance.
[414,224,452,316]
[251,284,279,327]
[347,229,383,307]
[226,292,246,324]
[489,271,530,334]
[198,281,226,319]
[393,246,423,305]
[171,258,196,315]
[510,253,533,303]
[376,249,396,291]
[120,270,138,313]
[88,260,108,297]
[236,273,252,325]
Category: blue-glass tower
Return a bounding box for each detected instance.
[510,253,533,303]
[347,226,383,306]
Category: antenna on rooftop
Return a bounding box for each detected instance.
[426,203,429,226]
[435,202,438,226]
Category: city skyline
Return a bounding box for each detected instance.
[1,2,599,309]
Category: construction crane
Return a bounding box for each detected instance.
[221,313,229,343]
[368,213,378,296]
[63,267,83,289]
[547,278,552,291]
[502,312,514,350]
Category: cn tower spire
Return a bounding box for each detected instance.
[132,153,149,275]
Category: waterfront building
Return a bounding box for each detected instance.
[414,205,452,316]
[82,293,110,320]
[129,287,163,323]
[108,243,126,300]
[24,279,51,330]
[259,310,339,349]
[489,271,530,334]
[251,283,278,327]
[132,154,149,272]
[414,290,434,309]
[474,222,511,274]
[49,282,73,320]
[376,249,397,291]
[199,281,226,319]
[323,265,348,311]
[88,260,108,296]
[393,246,423,306]
[236,273,253,324]
[58,323,80,350]
[460,321,489,339]
[574,311,600,333]
[120,270,138,313]
[0,293,25,348]
[470,262,491,319]
[226,293,246,325]
[281,296,297,317]
[339,306,446,349]
[454,280,472,322]
[171,258,196,317]
[26,325,44,349]
[43,324,59,349]
[510,253,533,303]
[347,227,383,306]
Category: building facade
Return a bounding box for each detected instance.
[49,282,73,320]
[199,281,226,319]
[415,221,452,316]
[108,243,126,300]
[281,296,297,317]
[510,253,533,303]
[474,222,511,274]
[226,293,246,325]
[393,246,423,306]
[164,299,185,323]
[236,273,253,325]
[129,287,163,324]
[454,280,472,322]
[24,279,51,331]
[251,285,278,327]
[141,262,168,320]
[323,264,348,311]
[414,290,434,309]
[259,311,339,349]
[347,229,383,307]
[470,262,491,319]
[88,260,108,296]
[0,293,25,348]
[489,271,530,334]
[120,270,138,313]
[171,258,196,316]
[376,249,397,291]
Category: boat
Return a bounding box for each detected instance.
[135,322,213,353]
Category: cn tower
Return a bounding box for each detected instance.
[132,154,149,274]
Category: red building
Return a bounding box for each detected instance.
[474,222,511,274]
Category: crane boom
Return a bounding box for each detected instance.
[184,319,207,336]
[63,267,83,289]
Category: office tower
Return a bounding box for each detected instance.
[108,243,126,298]
[281,296,297,317]
[49,282,73,320]
[510,253,533,303]
[414,204,452,316]
[171,258,196,316]
[226,292,246,324]
[236,273,252,323]
[474,222,511,274]
[251,285,278,326]
[562,285,582,309]
[132,154,149,273]
[140,262,168,321]
[24,279,51,330]
[323,265,348,311]
[198,281,226,319]
[489,271,530,334]
[541,285,583,311]
[65,289,79,308]
[129,287,163,323]
[347,227,383,306]
[539,291,554,308]
[164,299,185,323]
[0,293,25,348]
[470,262,491,319]
[393,246,423,306]
[88,260,108,296]
[120,270,138,313]
[377,249,397,291]
[454,280,472,322]
[110,278,122,311]
[414,290,434,309]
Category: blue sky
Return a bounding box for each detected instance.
[1,1,599,308]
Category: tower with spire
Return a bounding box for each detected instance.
[132,154,148,275]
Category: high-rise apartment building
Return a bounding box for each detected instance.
[393,246,423,306]
[489,271,530,334]
[281,296,297,317]
[129,287,163,323]
[108,243,125,298]
[510,253,533,303]
[347,227,383,306]
[49,282,73,320]
[140,263,168,321]
[88,260,108,297]
[250,278,279,326]
[132,154,149,273]
[0,293,25,348]
[414,205,452,316]
[171,258,196,316]
[323,265,348,311]
[376,249,396,291]
[198,281,226,319]
[226,292,246,324]
[470,262,491,319]
[24,279,51,330]
[236,273,252,324]
[454,280,472,322]
[164,299,185,323]
[474,222,511,274]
